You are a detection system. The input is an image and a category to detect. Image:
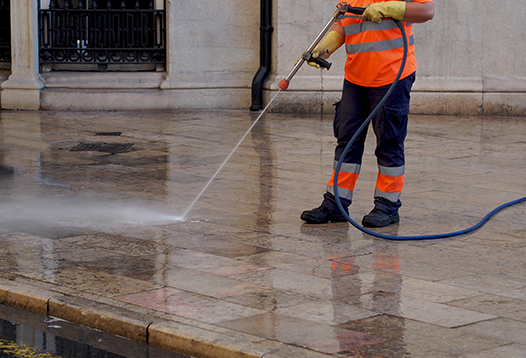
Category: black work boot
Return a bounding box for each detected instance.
[362,208,399,228]
[301,205,347,224]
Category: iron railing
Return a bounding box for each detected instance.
[0,0,10,64]
[39,0,165,71]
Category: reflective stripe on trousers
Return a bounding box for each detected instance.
[375,165,405,203]
[327,162,361,201]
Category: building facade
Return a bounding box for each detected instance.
[0,0,525,115]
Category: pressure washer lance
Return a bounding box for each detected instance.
[278,3,364,91]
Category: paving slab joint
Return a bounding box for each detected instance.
[48,295,152,343]
[0,278,60,316]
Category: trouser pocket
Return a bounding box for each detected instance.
[333,100,342,138]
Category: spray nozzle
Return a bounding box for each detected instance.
[278,79,289,91]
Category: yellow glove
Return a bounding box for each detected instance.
[362,1,406,24]
[308,31,344,69]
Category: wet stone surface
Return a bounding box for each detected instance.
[0,110,525,357]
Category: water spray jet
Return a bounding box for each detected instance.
[181,90,281,219]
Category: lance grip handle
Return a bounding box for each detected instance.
[346,6,365,15]
[302,52,332,70]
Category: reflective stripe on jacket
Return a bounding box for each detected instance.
[337,0,432,87]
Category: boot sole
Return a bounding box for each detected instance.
[301,214,347,224]
[362,216,399,228]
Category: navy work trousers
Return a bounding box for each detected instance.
[323,72,416,214]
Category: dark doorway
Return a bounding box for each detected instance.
[0,0,10,69]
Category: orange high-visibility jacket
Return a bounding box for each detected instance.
[337,0,433,87]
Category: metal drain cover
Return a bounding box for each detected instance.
[70,142,134,153]
[95,132,122,136]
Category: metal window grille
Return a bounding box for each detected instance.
[39,0,165,71]
[0,0,10,65]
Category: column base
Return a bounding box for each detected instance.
[1,74,44,110]
[1,88,41,110]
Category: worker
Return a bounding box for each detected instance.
[301,0,434,227]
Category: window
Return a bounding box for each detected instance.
[39,0,165,72]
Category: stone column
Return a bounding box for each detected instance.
[1,0,44,110]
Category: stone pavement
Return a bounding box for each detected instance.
[0,109,525,358]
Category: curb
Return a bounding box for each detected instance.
[0,276,334,358]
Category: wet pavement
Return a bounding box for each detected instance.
[0,109,525,357]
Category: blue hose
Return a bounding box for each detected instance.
[339,195,526,241]
[333,20,526,240]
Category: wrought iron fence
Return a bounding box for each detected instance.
[0,0,10,64]
[39,0,165,71]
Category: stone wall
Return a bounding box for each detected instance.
[269,0,526,116]
[410,0,526,116]
[1,0,525,115]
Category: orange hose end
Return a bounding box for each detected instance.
[278,79,289,91]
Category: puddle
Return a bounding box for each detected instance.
[0,304,191,358]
